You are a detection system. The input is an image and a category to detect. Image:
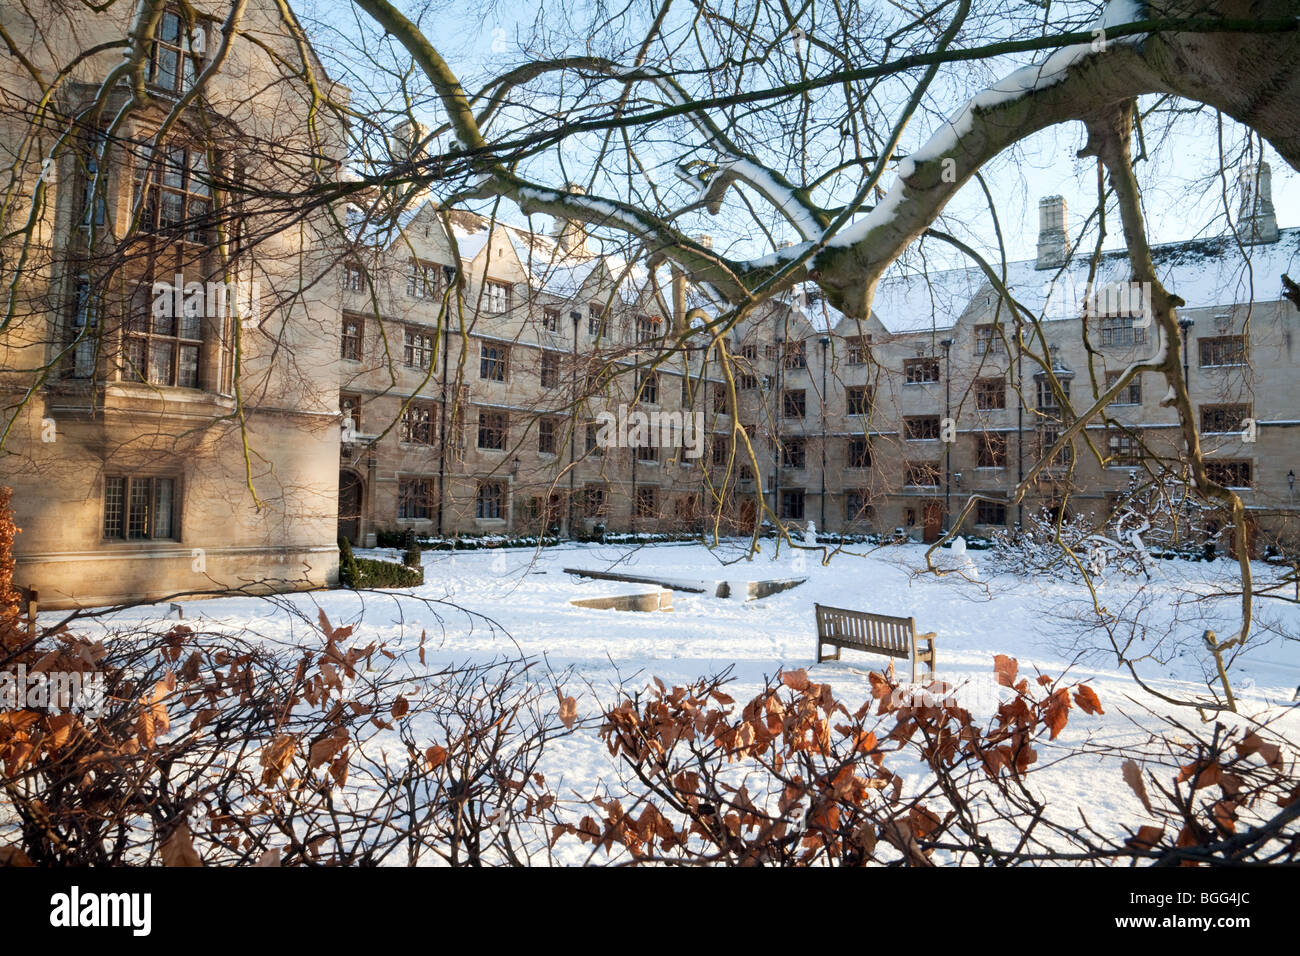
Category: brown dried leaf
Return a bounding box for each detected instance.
[161,823,204,867]
[1122,759,1154,813]
[557,693,578,729]
[260,734,298,786]
[1073,684,1104,715]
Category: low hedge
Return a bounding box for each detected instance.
[352,557,424,588]
[338,537,424,589]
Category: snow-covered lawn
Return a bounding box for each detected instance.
[69,539,1300,863]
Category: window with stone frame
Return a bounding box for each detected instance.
[903,356,940,384]
[399,402,436,445]
[397,478,433,519]
[1099,316,1146,347]
[844,490,873,522]
[342,262,367,291]
[781,438,806,470]
[147,9,205,96]
[538,416,558,455]
[712,382,730,415]
[583,485,607,518]
[780,489,805,519]
[635,314,661,342]
[540,351,561,388]
[68,279,100,379]
[122,282,202,388]
[477,409,508,450]
[904,416,941,441]
[976,431,1008,468]
[407,259,441,298]
[103,475,180,541]
[904,461,940,487]
[1199,403,1251,435]
[974,323,1005,355]
[711,435,730,468]
[1204,459,1252,488]
[847,436,871,469]
[1108,427,1142,466]
[479,342,509,381]
[134,141,213,245]
[1199,335,1247,367]
[637,371,659,405]
[482,280,511,313]
[846,385,872,416]
[635,486,657,518]
[404,326,436,369]
[975,377,1006,410]
[845,335,870,366]
[341,315,363,362]
[1105,370,1142,405]
[476,482,505,519]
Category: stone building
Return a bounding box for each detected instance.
[0,1,347,608]
[727,178,1300,552]
[337,173,1299,555]
[334,202,763,544]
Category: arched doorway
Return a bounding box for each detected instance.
[338,470,363,545]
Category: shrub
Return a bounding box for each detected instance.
[337,535,361,587]
[352,556,424,588]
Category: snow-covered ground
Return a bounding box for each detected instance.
[66,539,1300,863]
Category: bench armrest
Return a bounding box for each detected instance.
[915,631,937,642]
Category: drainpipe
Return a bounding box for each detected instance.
[773,334,783,527]
[1015,315,1024,528]
[819,336,829,527]
[569,310,580,537]
[436,311,451,537]
[941,337,953,534]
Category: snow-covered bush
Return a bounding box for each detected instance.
[987,476,1221,581]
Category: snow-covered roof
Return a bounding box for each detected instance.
[864,226,1300,335]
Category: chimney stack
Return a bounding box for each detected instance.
[392,120,431,165]
[1035,195,1070,271]
[1236,162,1279,245]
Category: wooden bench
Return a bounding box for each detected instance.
[814,603,937,682]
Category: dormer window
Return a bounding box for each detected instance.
[407,259,440,298]
[636,314,661,342]
[342,262,367,291]
[483,280,511,313]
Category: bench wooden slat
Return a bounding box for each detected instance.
[813,602,937,682]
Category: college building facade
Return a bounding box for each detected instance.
[337,175,1300,556]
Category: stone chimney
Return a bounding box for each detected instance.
[1035,195,1070,271]
[392,120,431,165]
[551,183,589,255]
[1236,162,1279,245]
